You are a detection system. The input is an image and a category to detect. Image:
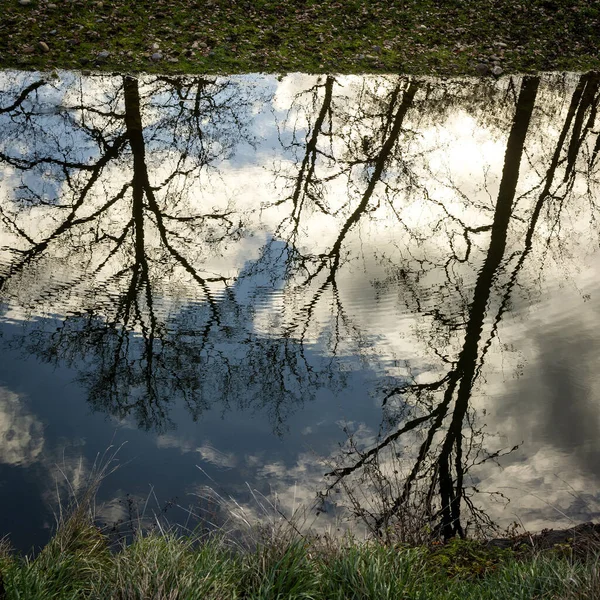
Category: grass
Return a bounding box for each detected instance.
[1,449,598,599]
[1,460,600,600]
[2,519,600,599]
[1,0,599,75]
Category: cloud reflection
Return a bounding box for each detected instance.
[0,386,44,467]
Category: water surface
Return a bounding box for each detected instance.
[1,71,599,550]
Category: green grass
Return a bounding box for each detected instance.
[1,510,600,599]
[1,448,598,599]
[1,0,599,75]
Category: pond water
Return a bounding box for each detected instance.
[1,71,599,552]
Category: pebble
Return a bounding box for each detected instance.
[152,43,160,51]
[97,50,110,59]
[495,42,508,48]
[372,45,382,54]
[38,41,50,52]
[49,29,57,35]
[47,3,57,7]
[491,66,503,76]
[18,0,32,5]
[490,55,501,62]
[97,1,103,7]
[151,52,163,61]
[22,45,35,54]
[475,63,489,76]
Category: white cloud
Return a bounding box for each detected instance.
[0,386,44,466]
[156,434,237,469]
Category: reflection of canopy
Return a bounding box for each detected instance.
[1,71,599,538]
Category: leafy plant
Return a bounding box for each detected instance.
[426,538,513,581]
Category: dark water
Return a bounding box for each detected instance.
[1,71,599,552]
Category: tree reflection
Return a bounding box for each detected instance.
[318,72,600,539]
[0,73,342,432]
[1,72,599,536]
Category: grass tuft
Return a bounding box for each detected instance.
[1,454,600,599]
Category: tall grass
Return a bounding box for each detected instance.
[2,524,600,599]
[1,451,599,599]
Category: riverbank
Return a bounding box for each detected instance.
[1,450,599,600]
[1,0,599,75]
[1,503,599,600]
